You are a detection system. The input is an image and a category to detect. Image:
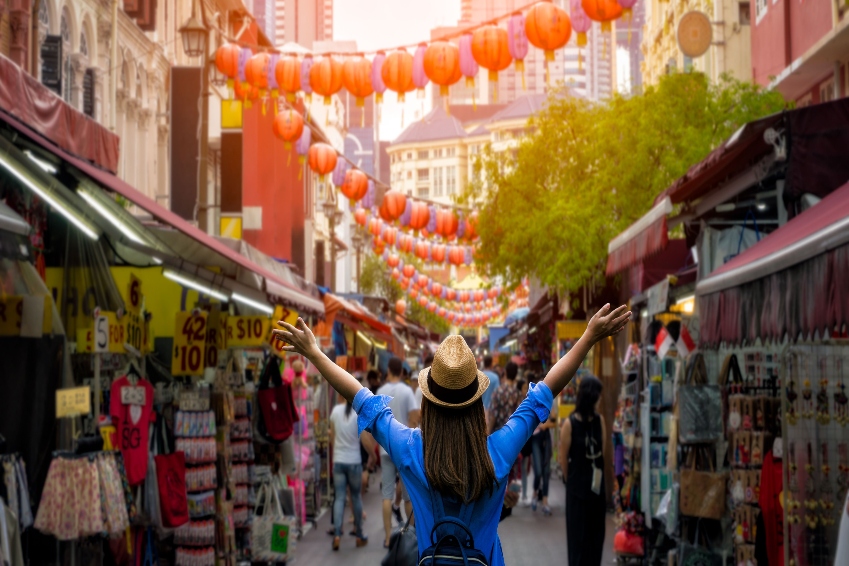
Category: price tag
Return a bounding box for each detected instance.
[120,385,147,406]
[172,311,208,376]
[227,315,271,348]
[56,386,91,418]
[94,314,109,353]
[268,306,299,358]
[127,274,142,315]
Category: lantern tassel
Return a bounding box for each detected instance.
[579,49,583,72]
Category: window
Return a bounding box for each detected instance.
[417,168,429,181]
[80,29,89,58]
[446,147,456,157]
[446,167,456,194]
[407,171,412,180]
[417,150,429,159]
[417,187,430,198]
[434,148,442,158]
[739,2,751,25]
[60,8,73,104]
[406,152,412,160]
[755,0,767,22]
[434,167,443,197]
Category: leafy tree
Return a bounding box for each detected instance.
[359,251,450,334]
[461,73,788,294]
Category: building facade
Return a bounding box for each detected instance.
[750,0,848,106]
[274,0,333,50]
[640,0,752,86]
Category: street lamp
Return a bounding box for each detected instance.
[179,0,212,234]
[351,223,369,293]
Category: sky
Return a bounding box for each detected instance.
[333,0,461,141]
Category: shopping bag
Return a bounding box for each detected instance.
[679,449,725,520]
[381,512,418,566]
[256,358,299,443]
[154,451,189,528]
[678,353,722,445]
[613,528,645,556]
[252,482,296,562]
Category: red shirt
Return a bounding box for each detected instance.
[758,450,784,566]
[110,376,154,486]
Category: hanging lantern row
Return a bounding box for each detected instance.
[382,252,504,302]
[215,0,635,104]
[368,217,479,265]
[354,196,479,245]
[393,281,531,329]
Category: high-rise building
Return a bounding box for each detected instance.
[254,0,277,44]
[584,25,614,101]
[615,2,645,94]
[430,0,566,106]
[274,0,334,50]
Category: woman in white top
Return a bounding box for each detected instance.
[329,397,375,550]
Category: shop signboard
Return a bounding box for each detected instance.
[557,320,588,340]
[646,278,670,317]
[205,308,226,369]
[125,274,144,353]
[0,296,52,336]
[56,386,91,418]
[267,305,300,358]
[79,311,125,353]
[172,311,208,376]
[227,315,272,348]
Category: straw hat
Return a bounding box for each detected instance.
[418,335,490,409]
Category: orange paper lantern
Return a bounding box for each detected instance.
[418,296,428,307]
[432,244,446,264]
[233,79,259,108]
[342,56,374,106]
[340,169,369,202]
[431,282,443,297]
[382,227,397,246]
[215,44,240,96]
[471,25,513,83]
[423,42,463,97]
[397,233,414,254]
[446,289,457,301]
[354,208,368,226]
[272,109,304,149]
[581,0,623,32]
[275,55,301,100]
[417,274,429,288]
[396,299,407,315]
[402,264,416,279]
[368,218,383,237]
[380,190,407,222]
[526,2,573,61]
[409,202,430,232]
[381,50,415,102]
[465,212,479,240]
[410,289,419,301]
[448,246,465,266]
[310,55,344,105]
[308,142,338,178]
[387,254,401,268]
[245,53,271,93]
[473,290,485,303]
[435,209,459,238]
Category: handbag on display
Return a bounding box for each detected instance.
[381,512,418,566]
[252,481,296,562]
[154,416,189,529]
[679,448,726,520]
[678,353,722,445]
[256,358,299,444]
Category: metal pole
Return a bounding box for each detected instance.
[198,52,210,233]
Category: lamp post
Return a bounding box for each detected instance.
[179,0,211,233]
[351,223,369,293]
[321,200,345,291]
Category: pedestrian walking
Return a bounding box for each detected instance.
[376,357,419,547]
[559,375,607,566]
[329,396,376,550]
[527,373,556,516]
[481,355,500,412]
[487,362,522,434]
[273,304,629,566]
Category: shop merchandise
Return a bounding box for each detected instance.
[0,499,23,566]
[759,450,784,566]
[109,375,155,486]
[0,454,32,530]
[257,358,300,443]
[251,480,296,562]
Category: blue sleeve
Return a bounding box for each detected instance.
[353,388,417,468]
[487,382,554,481]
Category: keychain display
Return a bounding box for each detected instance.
[185,465,217,493]
[175,520,216,547]
[175,438,217,464]
[187,491,216,519]
[175,411,217,438]
[175,546,215,566]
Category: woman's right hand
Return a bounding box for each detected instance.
[272,318,321,359]
[587,304,631,343]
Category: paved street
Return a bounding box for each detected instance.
[293,474,618,565]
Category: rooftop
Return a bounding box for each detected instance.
[391,105,469,145]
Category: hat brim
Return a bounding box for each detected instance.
[417,366,490,409]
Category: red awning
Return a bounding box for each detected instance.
[606,197,672,275]
[0,54,119,173]
[0,109,324,314]
[323,294,392,336]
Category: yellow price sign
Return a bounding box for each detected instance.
[80,312,126,353]
[267,306,299,357]
[56,386,91,418]
[227,315,272,348]
[0,297,24,336]
[204,309,227,368]
[172,311,208,376]
[127,274,143,315]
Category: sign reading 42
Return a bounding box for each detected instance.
[172,311,208,376]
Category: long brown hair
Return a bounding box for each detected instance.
[421,397,496,504]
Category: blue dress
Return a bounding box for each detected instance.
[353,382,554,566]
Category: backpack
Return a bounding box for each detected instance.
[419,491,490,566]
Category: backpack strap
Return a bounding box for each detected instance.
[429,490,476,548]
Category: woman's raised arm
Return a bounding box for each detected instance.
[272,318,363,402]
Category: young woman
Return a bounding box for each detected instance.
[274,304,629,566]
[559,375,607,566]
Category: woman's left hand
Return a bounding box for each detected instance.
[272,318,320,359]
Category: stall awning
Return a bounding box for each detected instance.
[606,197,672,275]
[323,294,392,336]
[697,180,849,345]
[0,109,324,315]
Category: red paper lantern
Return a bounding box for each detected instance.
[342,56,374,106]
[471,25,513,83]
[215,44,240,95]
[448,245,465,266]
[431,244,446,264]
[381,50,415,102]
[387,254,401,268]
[395,299,407,315]
[380,190,407,222]
[409,202,430,232]
[383,227,398,246]
[418,296,429,307]
[427,301,437,313]
[354,208,368,226]
[275,55,301,100]
[437,307,447,318]
[340,169,369,202]
[473,290,485,303]
[488,288,499,299]
[446,289,457,302]
[415,240,430,260]
[465,212,479,240]
[402,264,416,279]
[308,143,338,178]
[464,304,473,313]
[526,2,573,61]
[391,268,401,280]
[581,0,623,32]
[400,277,410,289]
[233,79,259,104]
[417,274,429,288]
[368,217,383,236]
[423,41,462,97]
[397,234,414,254]
[436,209,459,238]
[309,55,344,104]
[245,52,271,93]
[410,289,419,300]
[459,291,471,303]
[272,109,304,149]
[486,299,493,308]
[431,282,443,297]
